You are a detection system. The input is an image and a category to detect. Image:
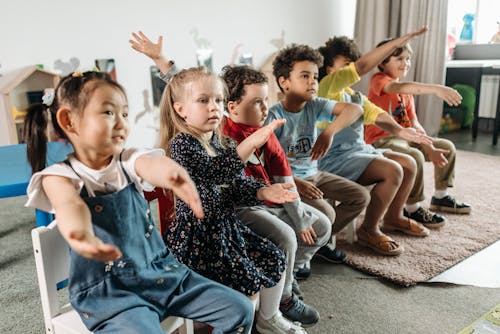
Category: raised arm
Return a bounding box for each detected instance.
[135,155,204,219]
[355,26,428,76]
[129,31,175,76]
[42,175,122,262]
[383,81,462,107]
[310,102,363,160]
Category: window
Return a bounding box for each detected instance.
[447,0,500,44]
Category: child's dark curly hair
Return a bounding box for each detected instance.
[318,36,362,81]
[376,38,413,71]
[220,65,268,105]
[272,44,323,92]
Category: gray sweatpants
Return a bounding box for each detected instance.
[236,203,331,300]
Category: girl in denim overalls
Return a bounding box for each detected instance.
[24,71,254,333]
[158,66,309,334]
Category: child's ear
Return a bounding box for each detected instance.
[326,65,334,75]
[56,108,76,134]
[278,76,289,91]
[173,102,185,118]
[227,101,238,116]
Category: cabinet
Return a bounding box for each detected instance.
[0,66,59,145]
[445,60,500,145]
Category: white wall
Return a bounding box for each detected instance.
[1,0,355,147]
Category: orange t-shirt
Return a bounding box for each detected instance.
[364,72,416,144]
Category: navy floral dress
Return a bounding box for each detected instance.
[166,133,286,296]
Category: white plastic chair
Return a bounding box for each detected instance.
[32,221,194,334]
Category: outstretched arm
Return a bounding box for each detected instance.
[355,26,428,76]
[311,102,363,160]
[135,155,204,219]
[42,175,122,262]
[383,81,462,107]
[236,119,286,162]
[374,111,433,145]
[129,31,175,76]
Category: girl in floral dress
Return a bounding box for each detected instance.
[159,66,309,334]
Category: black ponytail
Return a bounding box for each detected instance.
[24,103,48,173]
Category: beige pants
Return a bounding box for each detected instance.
[372,136,456,204]
[301,171,370,234]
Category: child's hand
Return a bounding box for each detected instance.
[257,183,299,204]
[396,26,429,47]
[428,147,450,168]
[397,127,433,146]
[129,31,163,60]
[67,231,122,262]
[436,86,462,107]
[295,178,323,200]
[248,119,286,149]
[310,130,334,160]
[164,161,204,219]
[300,226,317,246]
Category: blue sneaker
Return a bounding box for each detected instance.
[313,245,347,263]
[294,266,311,281]
[430,195,471,214]
[280,294,319,327]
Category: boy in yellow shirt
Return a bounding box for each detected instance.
[316,29,436,255]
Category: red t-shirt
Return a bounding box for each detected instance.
[365,72,416,144]
[222,117,292,186]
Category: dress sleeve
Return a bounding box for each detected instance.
[230,170,265,206]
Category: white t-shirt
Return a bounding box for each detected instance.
[25,148,164,213]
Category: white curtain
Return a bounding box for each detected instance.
[353,0,449,136]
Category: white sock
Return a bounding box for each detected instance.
[249,294,259,313]
[258,272,286,320]
[433,189,448,199]
[406,203,420,213]
[330,235,336,249]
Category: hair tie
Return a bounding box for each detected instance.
[42,88,55,106]
[72,71,83,77]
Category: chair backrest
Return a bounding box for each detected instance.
[32,221,193,334]
[31,221,87,334]
[144,187,175,236]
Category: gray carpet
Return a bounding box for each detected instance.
[338,150,500,286]
[1,150,499,333]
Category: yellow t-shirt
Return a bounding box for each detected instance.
[318,62,384,125]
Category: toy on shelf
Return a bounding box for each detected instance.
[490,21,500,44]
[459,13,475,43]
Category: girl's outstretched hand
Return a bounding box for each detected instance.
[129,31,163,60]
[257,183,299,204]
[67,231,122,262]
[164,162,204,219]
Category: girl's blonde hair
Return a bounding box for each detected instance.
[158,66,229,155]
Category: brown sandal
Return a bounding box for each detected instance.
[383,217,430,237]
[357,231,403,256]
